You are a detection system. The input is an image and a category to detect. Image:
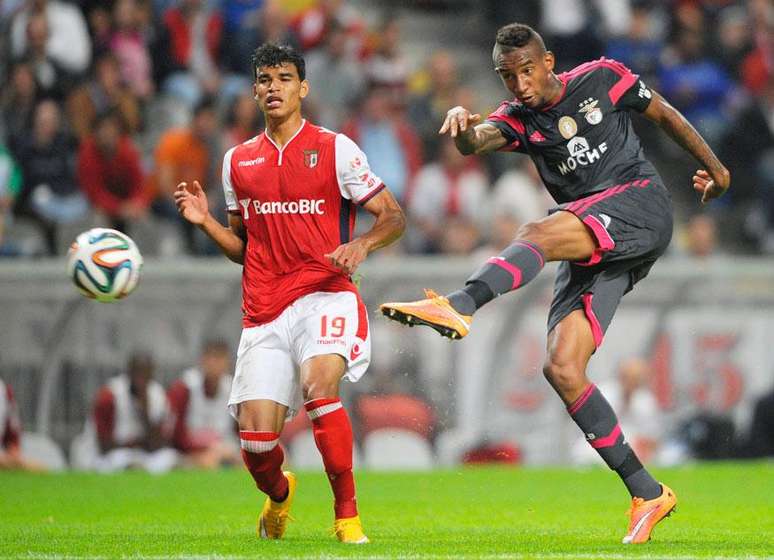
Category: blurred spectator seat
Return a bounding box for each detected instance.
[288,430,323,470]
[70,423,99,471]
[462,442,521,465]
[20,432,67,471]
[362,428,434,470]
[355,394,435,439]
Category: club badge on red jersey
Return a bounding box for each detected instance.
[304,150,319,168]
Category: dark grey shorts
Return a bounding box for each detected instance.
[546,177,673,347]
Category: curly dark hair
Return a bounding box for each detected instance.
[495,23,546,52]
[251,43,306,81]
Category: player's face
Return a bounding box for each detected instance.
[253,63,309,120]
[493,43,555,109]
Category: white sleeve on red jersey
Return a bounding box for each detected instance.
[335,133,385,205]
[222,147,238,212]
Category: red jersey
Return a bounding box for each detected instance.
[222,120,384,327]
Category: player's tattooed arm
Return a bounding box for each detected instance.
[174,181,246,264]
[325,189,405,276]
[643,91,730,203]
[439,106,508,155]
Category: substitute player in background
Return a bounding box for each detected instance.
[381,23,730,544]
[175,43,405,543]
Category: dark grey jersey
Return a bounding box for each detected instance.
[486,58,658,204]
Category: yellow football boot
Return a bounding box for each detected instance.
[623,483,677,544]
[258,471,297,539]
[334,515,369,544]
[379,289,472,340]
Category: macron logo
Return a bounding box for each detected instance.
[238,157,265,167]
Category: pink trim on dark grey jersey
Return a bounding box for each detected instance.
[559,57,639,105]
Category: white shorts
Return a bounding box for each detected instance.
[228,290,371,419]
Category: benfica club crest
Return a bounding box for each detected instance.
[304,150,319,168]
[578,98,603,125]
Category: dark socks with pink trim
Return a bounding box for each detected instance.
[447,240,545,315]
[568,384,661,500]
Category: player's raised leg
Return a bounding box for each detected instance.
[238,398,297,540]
[380,210,595,338]
[301,354,368,544]
[545,310,676,543]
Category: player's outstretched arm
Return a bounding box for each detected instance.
[173,181,246,264]
[642,91,730,204]
[325,188,405,276]
[439,106,508,155]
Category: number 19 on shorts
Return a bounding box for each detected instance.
[320,315,346,338]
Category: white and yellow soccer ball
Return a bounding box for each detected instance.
[66,228,143,302]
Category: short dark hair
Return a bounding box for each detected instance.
[495,23,546,53]
[251,43,305,81]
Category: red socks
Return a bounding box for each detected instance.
[240,431,288,502]
[305,398,358,519]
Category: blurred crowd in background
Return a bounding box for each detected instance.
[0,0,772,259]
[3,344,774,472]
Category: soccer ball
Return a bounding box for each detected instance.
[66,228,143,302]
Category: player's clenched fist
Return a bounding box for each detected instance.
[439,106,482,138]
[325,239,369,276]
[174,181,209,225]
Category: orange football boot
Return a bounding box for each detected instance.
[623,483,677,544]
[379,289,472,339]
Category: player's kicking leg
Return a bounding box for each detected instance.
[238,399,297,539]
[546,310,676,543]
[380,211,590,338]
[300,354,368,544]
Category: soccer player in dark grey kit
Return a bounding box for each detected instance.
[381,23,730,544]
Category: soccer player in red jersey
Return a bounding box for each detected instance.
[174,43,405,543]
[381,24,731,544]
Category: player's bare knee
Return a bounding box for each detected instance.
[302,375,339,401]
[542,358,584,395]
[515,221,544,243]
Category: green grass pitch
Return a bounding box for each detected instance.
[0,462,771,559]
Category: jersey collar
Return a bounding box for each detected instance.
[264,119,306,165]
